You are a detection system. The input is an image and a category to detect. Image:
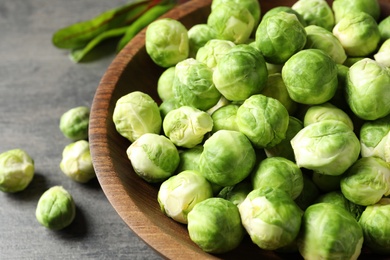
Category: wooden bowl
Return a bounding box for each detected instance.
[89,0,390,259]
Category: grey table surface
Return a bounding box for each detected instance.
[0,0,163,259]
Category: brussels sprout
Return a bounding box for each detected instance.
[255,11,307,64]
[304,25,347,64]
[332,0,380,23]
[145,18,189,68]
[312,171,343,192]
[379,16,390,42]
[340,157,390,206]
[217,180,252,207]
[264,116,303,161]
[303,102,354,130]
[211,0,261,28]
[126,133,180,183]
[282,49,338,105]
[187,24,217,58]
[262,6,306,26]
[239,187,303,250]
[294,174,321,211]
[113,91,162,142]
[315,191,365,220]
[60,140,95,183]
[360,114,390,163]
[35,186,76,230]
[159,98,181,119]
[332,12,380,57]
[265,62,283,75]
[59,106,89,140]
[252,157,303,200]
[374,39,390,67]
[195,39,235,70]
[187,197,245,253]
[346,58,390,120]
[298,203,363,260]
[207,2,255,44]
[213,44,268,102]
[292,0,335,31]
[329,64,349,111]
[199,130,256,187]
[163,106,213,148]
[211,104,240,133]
[359,198,390,254]
[158,170,213,224]
[260,73,297,115]
[236,94,289,148]
[175,145,203,173]
[0,149,34,193]
[291,120,361,176]
[157,67,176,102]
[173,58,221,111]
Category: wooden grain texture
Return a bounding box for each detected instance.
[89,0,390,259]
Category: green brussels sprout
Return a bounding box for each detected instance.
[251,157,304,200]
[346,58,390,120]
[340,157,390,206]
[126,133,180,183]
[291,120,361,176]
[262,6,307,26]
[292,0,335,31]
[113,91,162,142]
[211,0,261,28]
[199,130,256,186]
[312,171,343,192]
[207,2,255,44]
[315,191,365,220]
[176,145,203,173]
[374,39,390,67]
[163,106,213,148]
[360,114,390,163]
[145,18,189,68]
[379,16,390,42]
[187,197,245,254]
[255,11,307,64]
[173,58,221,111]
[35,186,76,230]
[332,12,380,57]
[158,170,213,224]
[187,24,217,58]
[329,64,350,111]
[205,96,230,115]
[294,174,321,210]
[239,187,303,250]
[260,73,297,115]
[60,140,95,183]
[359,198,390,254]
[159,98,181,119]
[157,67,176,102]
[236,94,289,148]
[298,203,363,260]
[0,149,34,193]
[282,49,338,105]
[265,62,283,75]
[211,104,240,133]
[264,116,303,161]
[195,39,235,70]
[59,106,89,140]
[213,44,268,102]
[304,25,347,64]
[217,180,252,207]
[303,102,354,130]
[332,0,380,23]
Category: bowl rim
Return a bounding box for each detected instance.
[89,0,217,259]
